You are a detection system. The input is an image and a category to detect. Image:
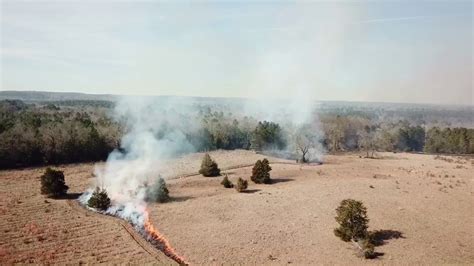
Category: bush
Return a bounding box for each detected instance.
[199,153,221,177]
[250,158,272,184]
[221,174,233,188]
[87,187,111,211]
[357,238,375,259]
[145,177,170,203]
[40,167,69,198]
[334,199,378,258]
[235,178,248,192]
[334,199,369,242]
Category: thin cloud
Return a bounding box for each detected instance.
[359,15,430,24]
[244,26,300,32]
[358,12,470,24]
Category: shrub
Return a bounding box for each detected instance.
[199,153,221,177]
[87,187,111,211]
[334,199,369,242]
[250,158,272,184]
[146,177,170,203]
[235,178,248,192]
[221,174,233,188]
[40,167,69,198]
[357,237,376,259]
[334,199,378,258]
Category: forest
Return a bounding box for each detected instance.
[0,98,473,169]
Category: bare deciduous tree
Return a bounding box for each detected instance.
[358,124,379,158]
[293,124,320,163]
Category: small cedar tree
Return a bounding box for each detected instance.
[334,199,370,242]
[40,167,69,198]
[221,174,233,188]
[87,187,111,211]
[199,153,221,177]
[235,178,248,192]
[146,177,170,203]
[250,158,272,184]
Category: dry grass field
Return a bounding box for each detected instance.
[1,150,473,264]
[0,164,174,264]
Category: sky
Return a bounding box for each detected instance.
[0,0,472,105]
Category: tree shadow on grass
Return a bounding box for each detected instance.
[271,178,294,184]
[370,251,385,259]
[355,230,404,259]
[370,230,405,246]
[243,189,261,194]
[169,196,194,202]
[56,193,82,200]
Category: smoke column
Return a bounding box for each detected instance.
[78,96,196,264]
[77,6,343,253]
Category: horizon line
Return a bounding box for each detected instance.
[0,89,472,107]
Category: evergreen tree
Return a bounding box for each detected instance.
[334,199,377,259]
[146,177,170,203]
[250,158,272,184]
[251,121,286,150]
[87,187,111,211]
[40,167,69,198]
[199,153,221,177]
[235,178,248,192]
[334,199,369,242]
[221,174,233,188]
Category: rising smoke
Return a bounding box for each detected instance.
[79,96,197,220]
[77,4,344,259]
[78,92,324,225]
[76,85,325,266]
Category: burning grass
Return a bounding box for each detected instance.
[77,192,187,265]
[142,209,187,265]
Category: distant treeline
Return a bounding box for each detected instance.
[424,127,474,154]
[0,100,119,169]
[0,99,472,169]
[0,101,285,169]
[321,115,474,154]
[39,100,115,108]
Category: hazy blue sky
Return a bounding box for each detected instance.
[1,1,472,105]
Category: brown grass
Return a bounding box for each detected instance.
[1,150,473,264]
[0,164,173,264]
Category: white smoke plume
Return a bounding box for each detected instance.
[79,3,348,212]
[79,96,198,226]
[76,89,325,265]
[76,5,344,235]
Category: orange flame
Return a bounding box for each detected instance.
[143,209,188,265]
